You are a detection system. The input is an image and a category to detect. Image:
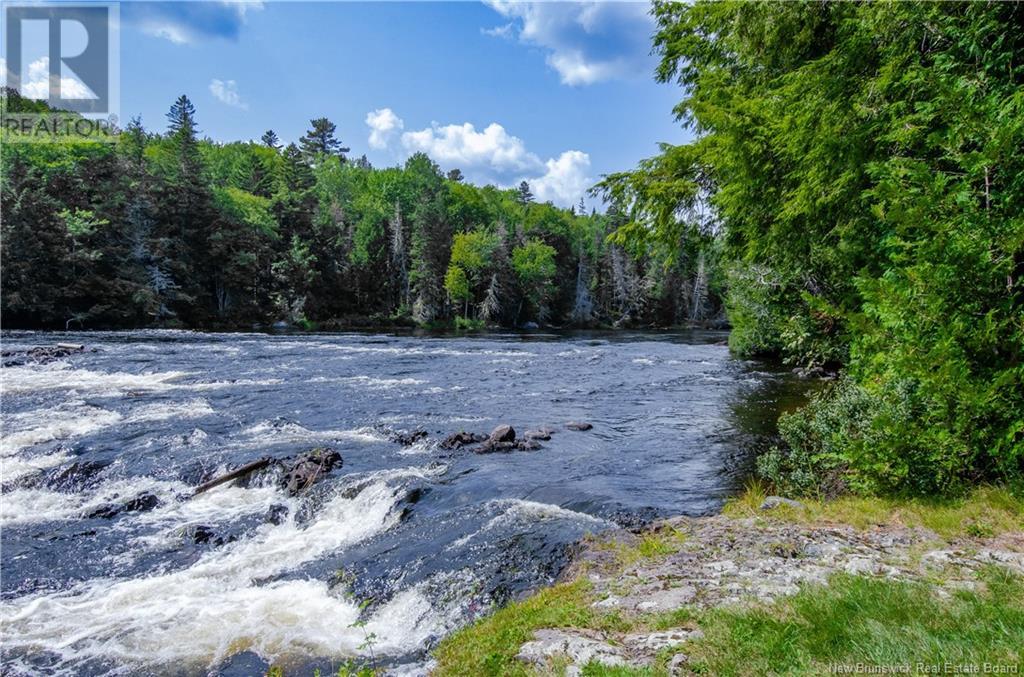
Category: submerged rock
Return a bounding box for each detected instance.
[2,343,87,367]
[392,430,428,447]
[281,447,343,496]
[177,524,220,545]
[524,429,553,441]
[566,422,593,431]
[85,491,160,519]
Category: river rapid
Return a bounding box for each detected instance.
[0,330,799,675]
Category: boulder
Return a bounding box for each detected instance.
[524,430,552,441]
[281,447,342,496]
[489,425,516,443]
[440,431,487,449]
[759,496,806,511]
[566,422,593,431]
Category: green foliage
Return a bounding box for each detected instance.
[613,0,1024,494]
[453,316,485,332]
[450,231,497,277]
[444,265,471,304]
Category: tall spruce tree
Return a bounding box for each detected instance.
[299,117,349,162]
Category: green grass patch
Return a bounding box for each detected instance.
[433,580,609,677]
[687,568,1024,675]
[724,483,1023,540]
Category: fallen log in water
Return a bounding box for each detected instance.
[191,457,273,497]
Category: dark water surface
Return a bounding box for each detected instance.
[0,330,801,675]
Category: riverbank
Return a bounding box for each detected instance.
[432,487,1024,676]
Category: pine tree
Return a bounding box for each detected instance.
[299,117,349,162]
[516,180,534,206]
[261,129,280,149]
[158,94,214,321]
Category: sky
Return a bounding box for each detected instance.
[8,1,690,207]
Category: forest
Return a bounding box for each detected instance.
[597,1,1023,496]
[0,88,721,331]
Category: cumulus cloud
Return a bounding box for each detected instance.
[209,79,247,109]
[365,108,404,149]
[529,150,592,207]
[2,57,95,100]
[367,109,592,207]
[401,121,541,174]
[123,1,263,44]
[482,1,654,86]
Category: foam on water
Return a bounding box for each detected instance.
[0,473,424,670]
[238,421,387,446]
[1,364,192,396]
[0,477,186,527]
[2,404,123,455]
[1,399,215,484]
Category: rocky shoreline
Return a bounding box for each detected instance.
[499,503,1024,675]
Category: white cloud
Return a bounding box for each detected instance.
[209,79,247,109]
[401,121,542,174]
[483,1,654,86]
[2,57,95,100]
[529,150,592,207]
[481,22,515,39]
[371,109,592,208]
[365,108,404,149]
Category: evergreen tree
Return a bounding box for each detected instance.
[516,180,534,206]
[261,129,280,149]
[299,117,349,162]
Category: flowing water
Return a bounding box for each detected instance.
[0,330,802,675]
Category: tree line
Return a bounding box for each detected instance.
[598,0,1023,496]
[1,88,722,331]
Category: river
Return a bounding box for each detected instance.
[0,329,802,675]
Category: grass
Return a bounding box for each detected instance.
[434,569,1024,677]
[432,580,606,677]
[724,481,1023,540]
[686,567,1024,675]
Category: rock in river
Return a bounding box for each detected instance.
[488,424,516,443]
[440,431,487,449]
[282,447,342,496]
[85,491,161,519]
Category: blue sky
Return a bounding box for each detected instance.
[15,1,690,206]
